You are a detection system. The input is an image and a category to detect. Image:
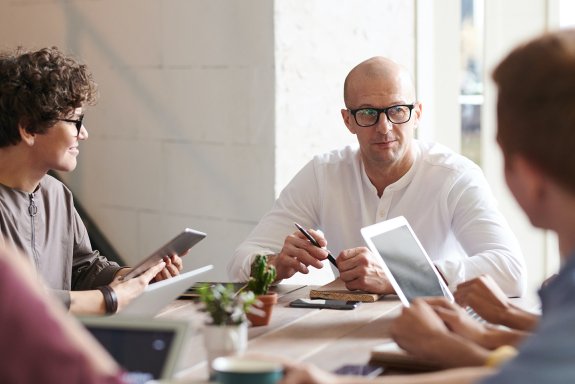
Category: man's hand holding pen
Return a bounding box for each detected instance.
[268,223,393,295]
[267,225,336,281]
[295,223,393,294]
[294,223,338,268]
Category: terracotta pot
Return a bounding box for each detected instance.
[246,292,278,327]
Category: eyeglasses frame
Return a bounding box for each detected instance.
[348,104,416,127]
[57,114,84,136]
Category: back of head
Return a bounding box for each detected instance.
[493,29,575,193]
[0,47,97,148]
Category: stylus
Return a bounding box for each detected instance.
[294,222,338,268]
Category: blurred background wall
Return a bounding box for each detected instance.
[0,0,572,291]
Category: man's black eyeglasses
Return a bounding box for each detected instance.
[348,104,415,127]
[58,114,84,136]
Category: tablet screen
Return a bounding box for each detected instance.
[370,224,447,301]
[122,228,206,280]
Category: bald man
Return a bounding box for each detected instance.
[229,57,525,296]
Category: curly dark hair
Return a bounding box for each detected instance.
[0,46,98,147]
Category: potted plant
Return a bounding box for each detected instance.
[198,283,255,378]
[244,254,278,327]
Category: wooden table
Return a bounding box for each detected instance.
[157,284,404,382]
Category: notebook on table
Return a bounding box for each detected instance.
[116,264,213,317]
[309,278,382,302]
[80,316,190,382]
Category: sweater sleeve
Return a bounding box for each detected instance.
[71,208,123,291]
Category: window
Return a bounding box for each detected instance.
[560,0,575,27]
[460,0,484,166]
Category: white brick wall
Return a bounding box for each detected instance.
[0,0,414,281]
[275,0,415,192]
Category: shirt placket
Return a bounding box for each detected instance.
[376,189,394,222]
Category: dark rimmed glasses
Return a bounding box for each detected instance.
[348,104,415,127]
[58,114,84,136]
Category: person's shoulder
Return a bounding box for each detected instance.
[417,140,480,174]
[542,255,575,305]
[41,173,66,188]
[312,145,359,166]
[40,174,73,197]
[288,146,360,187]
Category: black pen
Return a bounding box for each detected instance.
[294,222,338,268]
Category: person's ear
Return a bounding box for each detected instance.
[341,108,357,134]
[412,102,423,128]
[18,119,35,146]
[517,156,545,194]
[509,154,548,209]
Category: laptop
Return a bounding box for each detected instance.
[360,216,453,306]
[116,264,214,317]
[80,316,189,382]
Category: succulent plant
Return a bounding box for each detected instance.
[198,283,256,325]
[246,254,277,295]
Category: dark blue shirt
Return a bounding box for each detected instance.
[482,251,575,383]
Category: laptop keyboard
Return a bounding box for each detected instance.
[465,307,486,323]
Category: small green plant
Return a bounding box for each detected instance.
[246,255,277,295]
[198,283,255,325]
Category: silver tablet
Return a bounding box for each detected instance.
[122,228,206,280]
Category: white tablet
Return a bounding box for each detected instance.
[122,228,206,280]
[360,216,453,307]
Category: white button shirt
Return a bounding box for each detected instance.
[229,141,526,296]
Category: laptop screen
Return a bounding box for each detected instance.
[80,316,189,382]
[86,327,176,381]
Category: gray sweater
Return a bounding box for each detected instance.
[0,175,122,307]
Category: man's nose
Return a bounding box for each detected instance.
[374,113,393,135]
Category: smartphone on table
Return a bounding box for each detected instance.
[289,298,360,310]
[332,364,384,377]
